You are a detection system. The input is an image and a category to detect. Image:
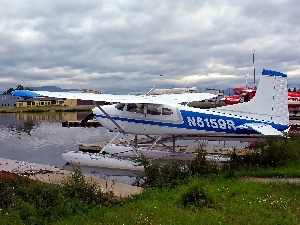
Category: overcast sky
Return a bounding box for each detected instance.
[1,0,299,94]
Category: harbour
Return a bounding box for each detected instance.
[1,111,299,189]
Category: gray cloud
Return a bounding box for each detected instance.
[1,0,300,94]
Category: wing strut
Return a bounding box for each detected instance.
[93,102,140,157]
[101,132,121,153]
[145,135,162,155]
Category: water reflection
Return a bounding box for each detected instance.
[0,112,115,167]
[1,112,253,185]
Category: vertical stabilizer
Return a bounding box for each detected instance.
[215,69,288,125]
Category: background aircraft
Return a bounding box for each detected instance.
[223,84,300,108]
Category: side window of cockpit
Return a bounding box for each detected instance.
[136,104,145,114]
[147,105,161,115]
[127,103,137,112]
[115,103,125,110]
[162,107,173,115]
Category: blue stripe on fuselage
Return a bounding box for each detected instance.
[95,109,289,134]
[180,110,288,133]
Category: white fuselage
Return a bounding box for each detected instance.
[92,101,289,136]
[93,104,186,135]
[92,104,245,135]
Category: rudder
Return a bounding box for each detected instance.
[215,69,288,125]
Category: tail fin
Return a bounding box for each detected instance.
[216,69,288,125]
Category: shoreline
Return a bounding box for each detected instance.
[0,105,94,113]
[0,157,142,197]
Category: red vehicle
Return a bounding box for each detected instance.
[223,87,257,104]
[223,87,300,108]
[287,92,300,108]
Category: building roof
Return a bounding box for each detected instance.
[150,87,198,95]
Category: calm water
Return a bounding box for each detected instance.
[0,112,249,168]
[0,112,115,168]
[0,112,251,184]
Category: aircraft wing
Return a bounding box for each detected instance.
[153,93,217,104]
[12,90,217,105]
[236,123,283,136]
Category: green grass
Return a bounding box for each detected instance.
[230,159,300,178]
[1,159,300,224]
[57,177,300,225]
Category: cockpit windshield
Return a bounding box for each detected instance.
[234,90,248,95]
[116,103,173,116]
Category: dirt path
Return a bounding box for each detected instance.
[240,177,300,183]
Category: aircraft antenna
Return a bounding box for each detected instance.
[253,50,256,85]
[146,86,155,95]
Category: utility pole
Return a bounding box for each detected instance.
[253,50,256,85]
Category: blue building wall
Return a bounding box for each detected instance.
[0,95,23,108]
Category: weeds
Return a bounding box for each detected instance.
[188,148,220,176]
[142,160,189,188]
[177,178,214,209]
[61,167,113,205]
[0,167,119,224]
[59,177,300,225]
[230,134,300,170]
[2,134,300,224]
[140,133,300,189]
[141,146,222,188]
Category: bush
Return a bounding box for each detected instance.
[0,167,120,224]
[188,148,220,176]
[60,167,116,206]
[230,134,300,169]
[177,178,214,209]
[141,147,221,188]
[143,160,189,188]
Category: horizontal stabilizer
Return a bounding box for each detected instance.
[237,123,283,136]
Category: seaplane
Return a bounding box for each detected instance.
[223,83,300,108]
[223,86,256,104]
[12,69,290,170]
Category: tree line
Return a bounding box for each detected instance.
[2,85,32,95]
[288,87,300,92]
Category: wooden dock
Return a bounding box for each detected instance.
[79,142,250,157]
[62,120,101,127]
[78,133,253,157]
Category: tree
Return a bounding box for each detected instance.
[16,85,24,90]
[2,85,32,94]
[3,87,15,95]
